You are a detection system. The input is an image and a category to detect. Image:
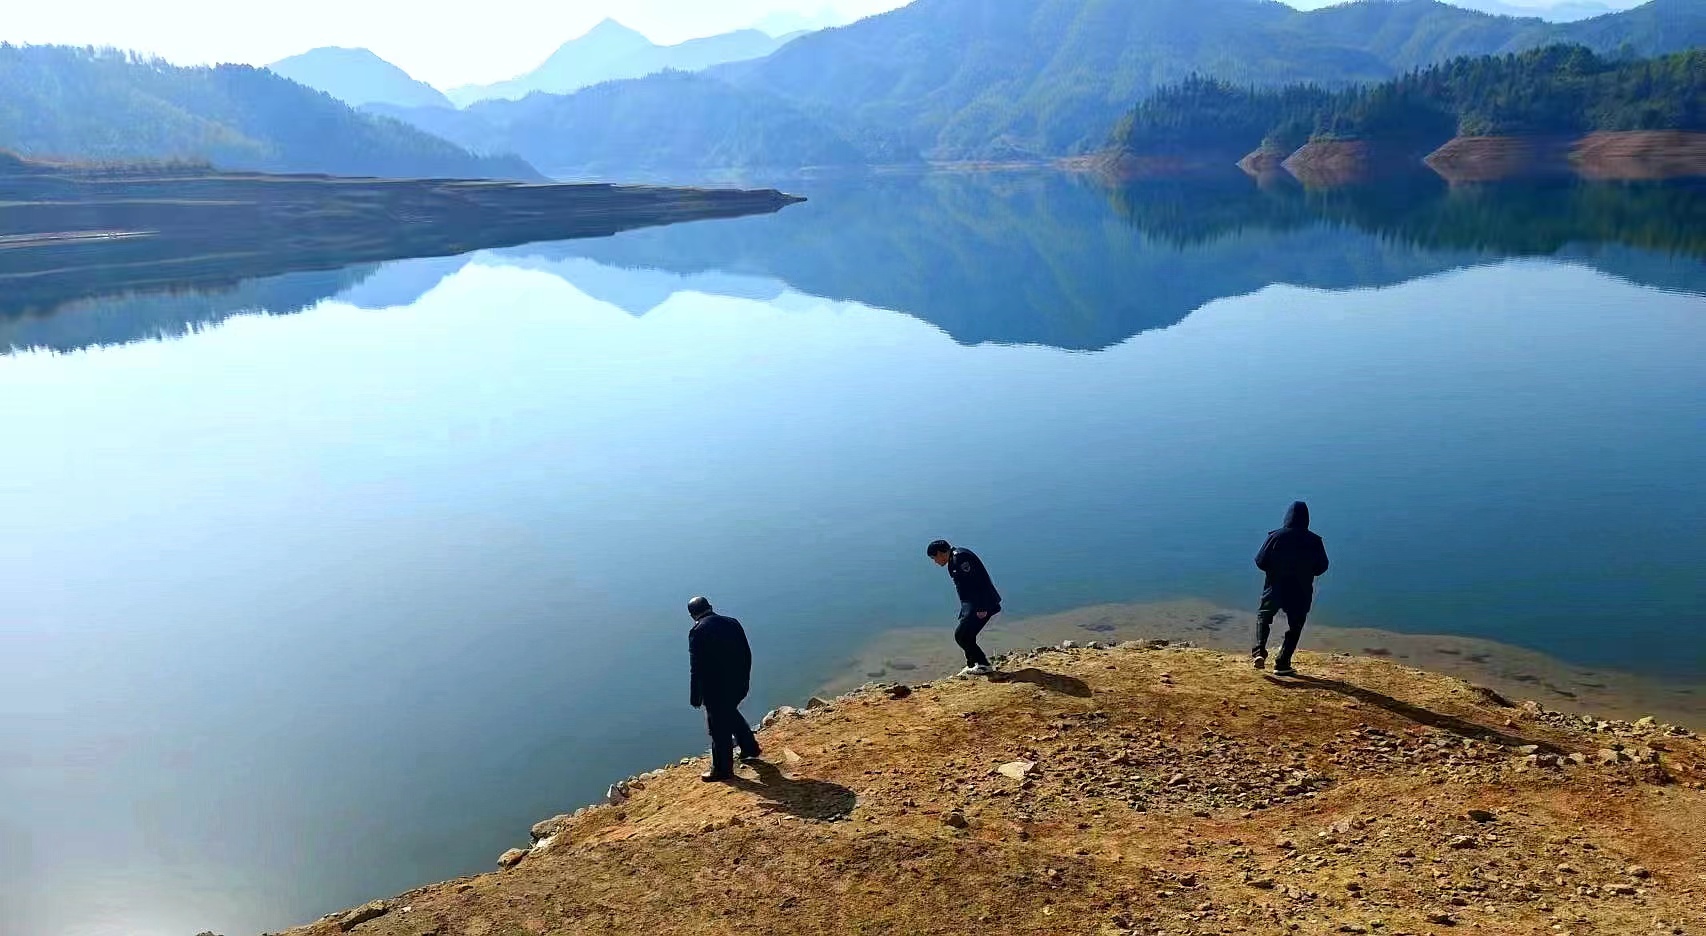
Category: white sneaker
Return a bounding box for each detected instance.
[968,664,995,677]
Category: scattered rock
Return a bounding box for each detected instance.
[1245,876,1276,889]
[497,849,528,870]
[1628,865,1651,879]
[886,684,912,699]
[530,814,572,842]
[606,783,629,805]
[998,760,1038,781]
[1425,911,1458,926]
[783,748,804,766]
[1060,640,1078,650]
[806,696,831,710]
[1472,685,1515,707]
[1446,835,1478,849]
[1635,716,1657,730]
[1466,809,1496,823]
[1598,748,1628,765]
[338,900,391,931]
[943,811,969,829]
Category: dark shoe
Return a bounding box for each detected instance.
[1251,651,1267,671]
[701,770,735,782]
[740,748,763,762]
[1273,666,1298,678]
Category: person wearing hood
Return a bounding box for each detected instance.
[1252,501,1330,677]
[687,596,760,782]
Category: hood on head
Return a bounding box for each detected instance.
[1283,501,1310,530]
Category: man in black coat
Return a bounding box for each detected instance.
[1252,501,1331,677]
[687,596,760,782]
[928,539,1003,677]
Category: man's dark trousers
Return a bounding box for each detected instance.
[1254,598,1308,670]
[955,603,996,668]
[705,700,759,776]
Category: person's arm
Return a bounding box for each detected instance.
[735,624,753,699]
[1313,537,1330,578]
[1255,533,1276,572]
[688,628,704,709]
[970,555,1000,609]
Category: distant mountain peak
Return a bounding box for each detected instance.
[268,46,452,110]
[582,18,652,42]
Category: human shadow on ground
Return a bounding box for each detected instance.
[730,760,857,820]
[1267,674,1562,752]
[991,668,1093,698]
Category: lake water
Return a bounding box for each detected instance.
[2,172,1703,936]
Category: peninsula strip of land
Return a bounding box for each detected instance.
[0,154,803,320]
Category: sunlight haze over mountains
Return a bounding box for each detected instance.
[6,0,1648,88]
[0,1,897,87]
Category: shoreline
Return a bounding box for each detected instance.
[277,628,1706,936]
[820,598,1704,729]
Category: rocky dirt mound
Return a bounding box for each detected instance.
[279,644,1706,936]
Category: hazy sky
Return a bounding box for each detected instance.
[1,0,1642,88]
[0,1,908,88]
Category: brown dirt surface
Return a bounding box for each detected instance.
[1423,136,1575,183]
[1572,131,1706,180]
[281,645,1706,936]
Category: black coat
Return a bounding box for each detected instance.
[1255,501,1330,611]
[948,547,1002,613]
[689,613,752,708]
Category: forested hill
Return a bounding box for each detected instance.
[369,71,901,179]
[378,0,1706,173]
[0,45,538,179]
[708,0,1706,159]
[1111,46,1706,156]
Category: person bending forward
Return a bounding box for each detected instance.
[687,596,760,781]
[928,539,1003,677]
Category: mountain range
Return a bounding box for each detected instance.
[1442,0,1636,19]
[269,47,454,109]
[366,0,1706,176]
[444,19,804,105]
[0,45,536,178]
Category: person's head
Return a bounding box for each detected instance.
[687,596,714,620]
[927,539,953,567]
[1283,501,1310,530]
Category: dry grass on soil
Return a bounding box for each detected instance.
[283,645,1706,936]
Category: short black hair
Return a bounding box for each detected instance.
[926,540,952,557]
[687,596,713,618]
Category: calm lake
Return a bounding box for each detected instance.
[2,171,1703,936]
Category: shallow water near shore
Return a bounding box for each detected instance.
[1,171,1702,936]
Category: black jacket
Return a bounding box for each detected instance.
[1255,501,1330,610]
[948,547,1002,613]
[688,613,752,708]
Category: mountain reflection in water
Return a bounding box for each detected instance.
[3,172,1703,356]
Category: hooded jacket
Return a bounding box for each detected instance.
[688,612,752,708]
[1254,501,1330,609]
